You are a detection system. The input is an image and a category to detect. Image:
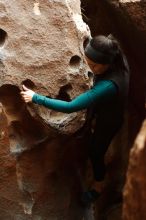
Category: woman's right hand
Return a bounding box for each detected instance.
[20,85,35,103]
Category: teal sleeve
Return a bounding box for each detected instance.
[32,80,118,113]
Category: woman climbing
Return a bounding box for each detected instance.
[20,35,129,205]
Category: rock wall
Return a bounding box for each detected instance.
[0,0,92,134]
[0,0,146,219]
[0,0,92,219]
[123,120,146,220]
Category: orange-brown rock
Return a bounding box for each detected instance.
[123,120,146,220]
[0,0,92,134]
[0,0,92,219]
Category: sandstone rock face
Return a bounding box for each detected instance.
[109,0,146,32]
[0,0,92,219]
[0,0,91,133]
[123,120,146,220]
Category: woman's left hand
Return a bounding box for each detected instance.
[20,85,35,103]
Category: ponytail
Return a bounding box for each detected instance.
[107,34,129,73]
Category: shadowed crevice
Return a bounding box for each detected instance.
[56,84,72,101]
[0,84,57,154]
[0,28,7,47]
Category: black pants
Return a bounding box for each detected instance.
[89,120,122,181]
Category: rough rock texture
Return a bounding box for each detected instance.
[0,0,146,219]
[0,0,92,134]
[123,120,146,220]
[0,0,92,219]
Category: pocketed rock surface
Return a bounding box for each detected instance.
[0,0,92,219]
[0,0,91,134]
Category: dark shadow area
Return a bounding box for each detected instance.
[0,84,57,154]
[83,37,90,49]
[81,0,146,219]
[0,28,7,47]
[21,79,36,89]
[70,55,81,68]
[81,0,146,139]
[56,84,72,101]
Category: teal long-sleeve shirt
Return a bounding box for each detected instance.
[32,80,118,113]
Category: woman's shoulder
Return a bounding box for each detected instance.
[93,79,118,92]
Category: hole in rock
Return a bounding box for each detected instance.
[0,84,53,148]
[49,84,72,121]
[0,29,7,47]
[0,84,24,111]
[88,71,94,80]
[0,84,21,99]
[83,37,90,49]
[56,84,72,102]
[21,79,36,89]
[70,55,81,68]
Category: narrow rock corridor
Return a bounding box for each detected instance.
[0,0,145,219]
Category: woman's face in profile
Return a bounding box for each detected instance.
[85,56,109,75]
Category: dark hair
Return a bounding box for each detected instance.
[87,35,129,73]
